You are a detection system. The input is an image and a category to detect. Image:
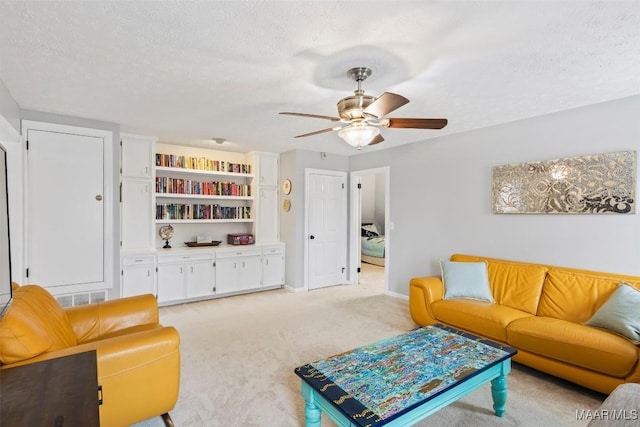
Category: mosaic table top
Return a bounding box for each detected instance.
[295,324,517,426]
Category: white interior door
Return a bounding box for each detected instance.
[27,129,104,288]
[306,169,347,290]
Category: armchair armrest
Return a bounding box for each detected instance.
[409,276,444,326]
[65,294,159,343]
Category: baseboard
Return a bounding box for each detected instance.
[386,290,409,300]
[284,285,306,293]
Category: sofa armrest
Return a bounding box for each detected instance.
[409,276,444,326]
[65,294,160,343]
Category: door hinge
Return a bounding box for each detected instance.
[26,268,29,278]
[213,286,216,293]
[357,183,362,189]
[342,267,346,273]
[121,269,124,276]
[98,385,103,405]
[342,183,345,189]
[25,140,29,150]
[357,267,361,273]
[213,261,216,267]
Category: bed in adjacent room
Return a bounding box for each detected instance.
[361,223,385,267]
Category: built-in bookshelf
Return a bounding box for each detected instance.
[154,151,254,225]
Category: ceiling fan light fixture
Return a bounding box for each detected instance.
[337,124,380,150]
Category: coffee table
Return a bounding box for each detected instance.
[294,324,517,427]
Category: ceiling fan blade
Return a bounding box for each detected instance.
[384,118,448,129]
[363,92,409,118]
[294,127,341,138]
[280,112,341,121]
[368,134,385,146]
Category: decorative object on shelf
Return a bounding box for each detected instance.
[282,199,291,212]
[159,224,174,248]
[184,241,222,247]
[227,233,255,245]
[492,150,636,214]
[282,179,292,195]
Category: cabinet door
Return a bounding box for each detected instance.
[186,260,215,298]
[26,128,105,289]
[157,263,186,303]
[258,153,279,187]
[121,135,154,179]
[122,264,155,297]
[121,179,153,249]
[215,258,239,294]
[256,187,279,243]
[239,255,262,290]
[263,253,284,287]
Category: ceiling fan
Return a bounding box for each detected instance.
[280,67,448,149]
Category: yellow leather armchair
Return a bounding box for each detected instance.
[0,283,180,426]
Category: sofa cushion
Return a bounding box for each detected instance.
[0,284,78,364]
[507,316,638,377]
[432,299,532,342]
[440,260,493,302]
[537,270,640,323]
[450,254,547,314]
[585,283,640,343]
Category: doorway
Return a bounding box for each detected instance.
[350,167,389,293]
[305,169,348,290]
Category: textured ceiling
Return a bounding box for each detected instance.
[0,1,638,156]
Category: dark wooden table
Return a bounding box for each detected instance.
[1,350,100,426]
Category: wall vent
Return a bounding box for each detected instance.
[56,290,107,308]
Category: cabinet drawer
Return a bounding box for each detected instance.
[216,248,262,259]
[122,255,155,266]
[262,245,284,255]
[157,253,214,264]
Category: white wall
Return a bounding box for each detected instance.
[350,95,640,296]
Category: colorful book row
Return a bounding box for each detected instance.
[156,153,251,174]
[156,203,251,220]
[155,177,251,197]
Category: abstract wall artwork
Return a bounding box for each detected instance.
[492,151,636,214]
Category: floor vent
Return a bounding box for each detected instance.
[56,291,107,308]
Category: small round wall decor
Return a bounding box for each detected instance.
[282,179,292,195]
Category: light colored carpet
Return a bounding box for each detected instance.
[134,264,604,427]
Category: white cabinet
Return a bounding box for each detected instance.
[121,133,155,179]
[215,248,262,294]
[186,259,216,298]
[121,180,154,249]
[121,255,156,298]
[157,253,215,303]
[248,152,280,243]
[262,245,285,287]
[256,152,279,187]
[256,187,279,243]
[121,134,156,251]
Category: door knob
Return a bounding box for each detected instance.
[309,235,315,239]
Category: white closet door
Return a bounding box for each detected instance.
[27,129,104,288]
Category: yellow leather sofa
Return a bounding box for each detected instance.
[0,283,181,426]
[410,254,640,394]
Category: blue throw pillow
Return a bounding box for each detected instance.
[585,283,640,344]
[441,260,494,302]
